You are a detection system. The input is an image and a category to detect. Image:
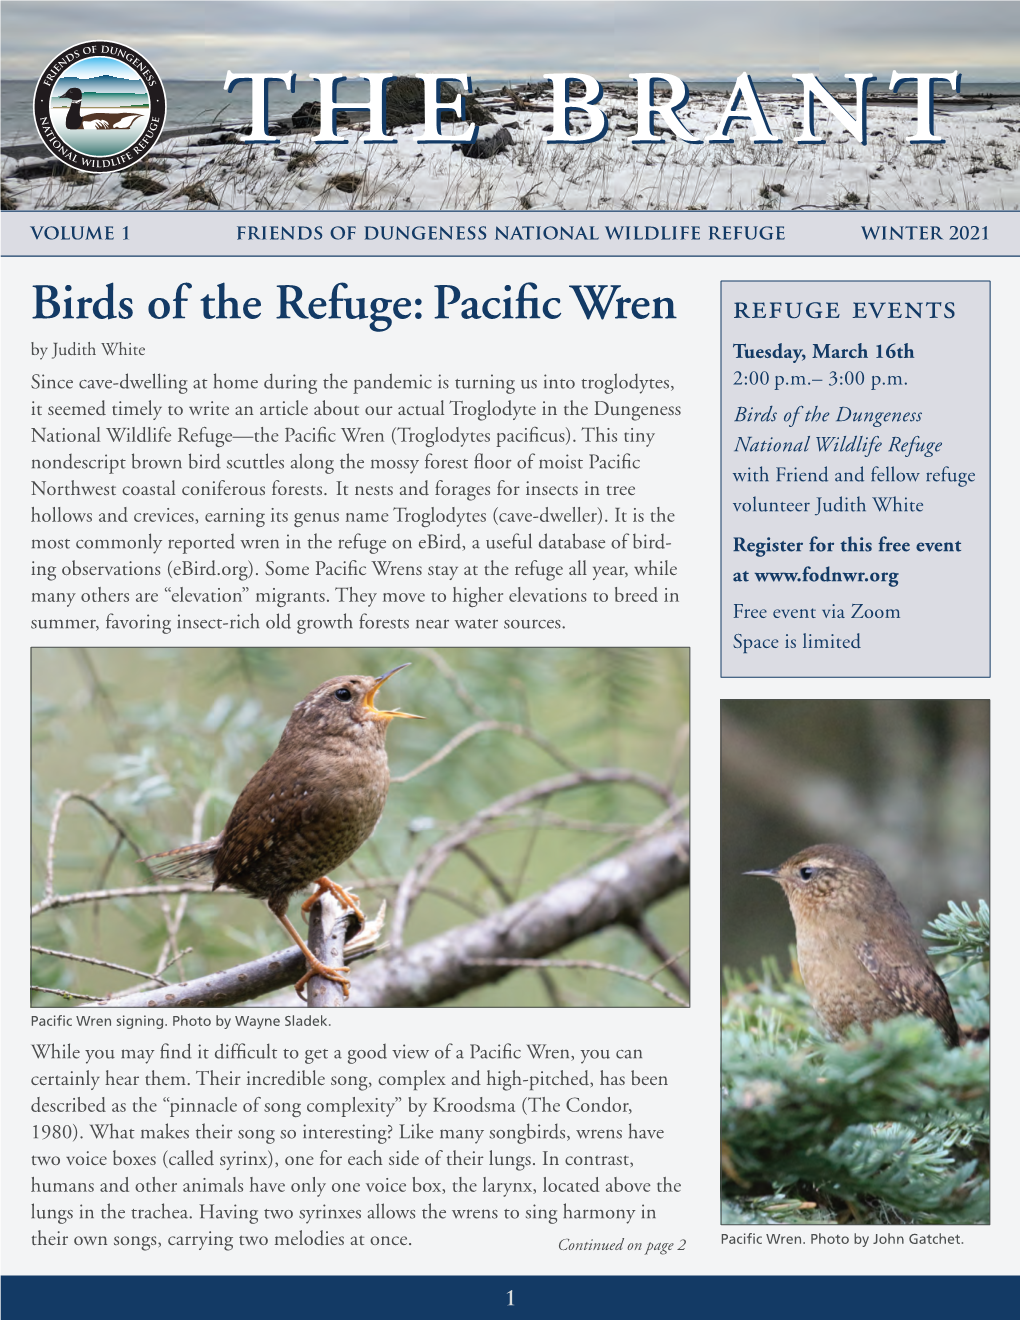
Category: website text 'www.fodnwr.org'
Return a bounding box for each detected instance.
[749,566,901,587]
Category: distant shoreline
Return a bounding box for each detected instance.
[5,90,1020,158]
[5,80,1018,213]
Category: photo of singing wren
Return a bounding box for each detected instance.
[32,647,689,1008]
[721,699,989,1226]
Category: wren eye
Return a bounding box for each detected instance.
[799,866,816,880]
[335,688,353,703]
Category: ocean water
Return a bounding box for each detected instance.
[4,77,1019,143]
[49,127,145,158]
[6,79,393,140]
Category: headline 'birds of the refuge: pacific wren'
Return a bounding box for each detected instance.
[744,843,959,1046]
[144,665,421,998]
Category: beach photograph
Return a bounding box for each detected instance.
[3,1,1019,212]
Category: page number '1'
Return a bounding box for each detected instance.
[508,1292,513,1306]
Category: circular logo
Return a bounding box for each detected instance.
[34,42,165,172]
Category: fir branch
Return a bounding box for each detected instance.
[924,898,990,968]
[722,1015,989,1224]
[722,903,991,1227]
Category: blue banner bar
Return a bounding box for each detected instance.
[2,1275,1017,1320]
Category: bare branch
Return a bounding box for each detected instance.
[470,811,668,838]
[454,843,514,906]
[192,788,214,844]
[305,892,355,1008]
[156,893,190,984]
[30,945,172,985]
[84,947,308,1008]
[33,882,215,917]
[384,879,490,919]
[413,647,490,719]
[453,842,561,1005]
[466,958,688,1007]
[152,946,194,981]
[72,648,129,753]
[45,791,146,902]
[84,824,688,1010]
[95,834,124,892]
[311,875,490,919]
[626,918,691,994]
[153,785,215,979]
[513,789,548,895]
[32,985,108,1003]
[391,767,679,947]
[391,720,584,785]
[537,972,565,1008]
[155,892,185,982]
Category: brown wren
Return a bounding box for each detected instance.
[745,843,959,1046]
[143,664,421,999]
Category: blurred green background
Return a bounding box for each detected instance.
[32,646,689,1007]
[721,699,989,977]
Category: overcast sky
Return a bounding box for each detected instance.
[4,1,1018,81]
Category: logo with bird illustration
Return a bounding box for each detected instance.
[33,42,166,172]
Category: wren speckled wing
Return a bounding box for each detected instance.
[855,939,959,1047]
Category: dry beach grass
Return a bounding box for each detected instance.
[4,86,1019,212]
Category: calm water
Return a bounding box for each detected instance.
[4,77,1019,142]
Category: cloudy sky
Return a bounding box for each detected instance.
[3,0,1018,81]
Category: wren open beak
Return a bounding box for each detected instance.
[365,663,424,720]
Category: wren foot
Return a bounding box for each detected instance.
[269,903,357,1004]
[301,877,364,923]
[294,959,352,1001]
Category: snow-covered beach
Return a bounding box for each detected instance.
[4,83,1020,212]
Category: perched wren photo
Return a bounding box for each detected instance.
[745,843,959,1047]
[143,664,421,1000]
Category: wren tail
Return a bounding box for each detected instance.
[142,836,221,882]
